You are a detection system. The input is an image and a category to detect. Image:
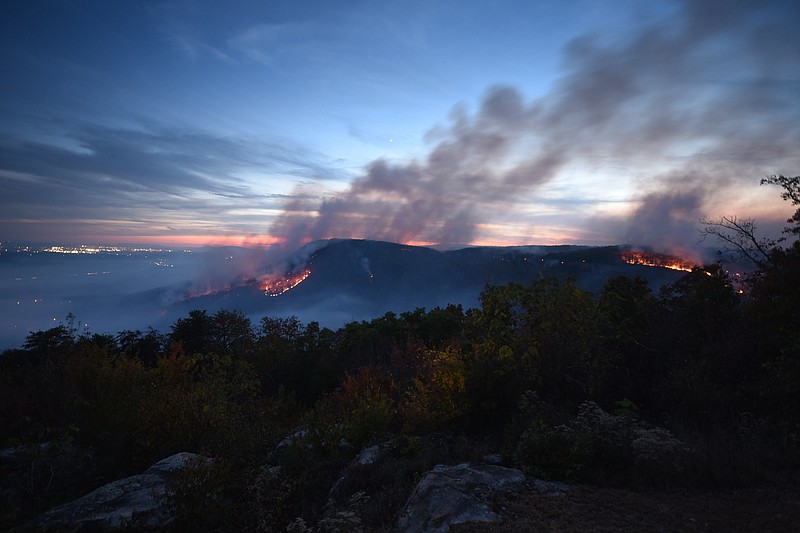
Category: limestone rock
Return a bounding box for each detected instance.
[22,452,208,531]
[356,439,397,466]
[395,463,526,533]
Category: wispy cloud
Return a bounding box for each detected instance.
[167,29,233,63]
[0,123,343,241]
[149,1,233,63]
[227,21,317,67]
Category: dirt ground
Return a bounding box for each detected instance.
[454,483,800,532]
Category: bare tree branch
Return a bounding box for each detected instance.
[699,175,800,270]
[698,215,779,271]
[761,175,800,239]
[761,175,800,206]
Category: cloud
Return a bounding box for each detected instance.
[164,27,233,63]
[0,124,343,241]
[227,21,317,67]
[149,1,234,63]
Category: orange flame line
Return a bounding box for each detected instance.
[262,269,312,297]
[620,251,695,272]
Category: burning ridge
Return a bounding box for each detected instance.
[262,268,312,297]
[620,250,696,272]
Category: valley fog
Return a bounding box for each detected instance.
[0,241,693,351]
[0,249,207,349]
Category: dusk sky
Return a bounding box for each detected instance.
[2,0,798,252]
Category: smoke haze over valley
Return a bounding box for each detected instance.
[1,239,710,350]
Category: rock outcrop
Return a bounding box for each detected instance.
[22,452,208,531]
[395,462,527,533]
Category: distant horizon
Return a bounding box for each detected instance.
[2,233,611,250]
[2,236,733,270]
[1,235,713,252]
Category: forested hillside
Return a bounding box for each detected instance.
[2,177,798,531]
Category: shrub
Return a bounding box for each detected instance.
[339,367,397,449]
[302,395,348,460]
[164,457,239,532]
[513,398,693,487]
[401,347,466,433]
[515,423,591,482]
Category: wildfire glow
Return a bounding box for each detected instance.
[262,269,312,297]
[620,251,696,272]
[182,283,234,300]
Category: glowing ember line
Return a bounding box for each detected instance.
[621,251,695,272]
[263,269,311,297]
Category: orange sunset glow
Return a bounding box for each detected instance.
[82,235,286,248]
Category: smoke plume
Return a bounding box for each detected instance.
[253,0,799,279]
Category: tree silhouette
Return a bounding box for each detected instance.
[700,175,800,271]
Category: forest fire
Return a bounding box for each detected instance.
[262,268,311,297]
[181,284,233,301]
[620,251,696,272]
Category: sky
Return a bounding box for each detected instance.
[1,0,799,254]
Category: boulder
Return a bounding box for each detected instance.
[355,439,397,466]
[395,463,526,533]
[22,452,208,531]
[325,439,398,513]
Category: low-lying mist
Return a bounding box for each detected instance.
[1,240,705,351]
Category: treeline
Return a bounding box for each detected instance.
[1,179,798,531]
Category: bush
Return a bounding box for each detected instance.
[401,347,466,433]
[513,398,693,487]
[164,457,239,532]
[339,367,397,449]
[515,423,591,482]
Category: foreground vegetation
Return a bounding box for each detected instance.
[2,177,799,531]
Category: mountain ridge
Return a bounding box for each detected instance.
[165,239,690,329]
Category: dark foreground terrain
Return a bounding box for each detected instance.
[460,484,800,532]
